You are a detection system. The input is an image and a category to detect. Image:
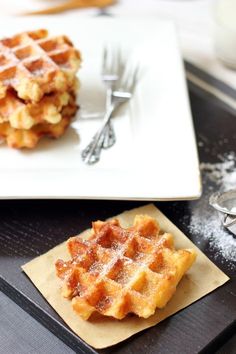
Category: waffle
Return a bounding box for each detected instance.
[0,29,81,102]
[0,97,77,148]
[0,89,76,130]
[55,215,196,320]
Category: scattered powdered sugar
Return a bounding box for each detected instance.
[189,152,236,268]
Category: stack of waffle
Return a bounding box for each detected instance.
[0,29,81,148]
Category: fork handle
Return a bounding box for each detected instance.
[81,103,116,164]
[102,121,116,149]
[102,86,116,148]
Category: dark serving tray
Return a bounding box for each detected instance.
[0,91,235,354]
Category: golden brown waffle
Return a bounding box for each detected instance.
[0,29,81,102]
[55,215,196,320]
[0,97,77,148]
[0,89,75,130]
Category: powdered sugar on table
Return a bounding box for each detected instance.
[189,152,236,269]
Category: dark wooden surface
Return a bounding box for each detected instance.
[0,91,236,354]
[1,292,235,354]
[0,292,75,354]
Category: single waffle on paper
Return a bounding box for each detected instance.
[0,29,81,103]
[55,215,196,320]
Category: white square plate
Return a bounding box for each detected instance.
[0,17,201,200]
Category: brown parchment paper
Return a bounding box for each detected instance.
[22,204,229,349]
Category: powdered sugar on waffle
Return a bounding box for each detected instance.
[189,152,236,268]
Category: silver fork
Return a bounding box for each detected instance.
[81,65,138,165]
[101,47,124,149]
